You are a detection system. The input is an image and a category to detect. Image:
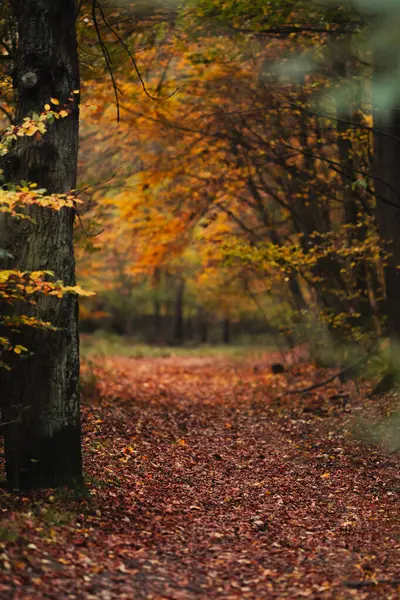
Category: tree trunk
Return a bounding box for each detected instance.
[373,58,400,353]
[153,296,162,339]
[0,0,83,489]
[173,277,185,344]
[336,48,371,326]
[198,308,208,343]
[222,317,231,344]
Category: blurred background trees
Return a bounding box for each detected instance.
[75,0,400,363]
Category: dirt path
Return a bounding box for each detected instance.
[1,356,399,599]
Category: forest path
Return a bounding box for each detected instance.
[1,355,400,599]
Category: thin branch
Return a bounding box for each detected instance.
[214,201,263,240]
[283,101,400,145]
[280,140,400,210]
[91,0,122,122]
[0,105,14,124]
[343,579,400,589]
[237,24,363,37]
[75,171,117,196]
[0,416,20,430]
[286,344,379,395]
[75,0,84,18]
[96,2,179,102]
[76,211,105,238]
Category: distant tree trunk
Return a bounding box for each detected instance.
[336,48,371,326]
[198,308,208,343]
[153,296,162,339]
[0,0,83,489]
[173,277,185,344]
[222,317,231,344]
[152,268,162,340]
[373,56,400,352]
[186,315,194,341]
[269,230,307,314]
[293,104,346,321]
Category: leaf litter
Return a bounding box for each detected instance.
[0,353,399,599]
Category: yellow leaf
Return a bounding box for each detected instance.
[73,89,80,94]
[44,103,51,111]
[50,97,60,105]
[320,472,330,479]
[25,126,38,136]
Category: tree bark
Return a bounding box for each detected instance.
[0,0,83,489]
[335,48,372,326]
[173,277,185,344]
[222,317,231,344]
[373,57,400,352]
[197,307,208,343]
[153,296,162,338]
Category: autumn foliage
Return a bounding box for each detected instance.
[75,1,387,358]
[0,104,93,363]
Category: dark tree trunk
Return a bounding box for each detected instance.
[198,308,208,344]
[373,60,400,350]
[186,315,194,341]
[153,296,162,338]
[0,0,83,489]
[222,317,231,344]
[269,229,307,314]
[336,50,371,326]
[173,277,185,344]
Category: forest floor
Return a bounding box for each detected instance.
[0,348,399,599]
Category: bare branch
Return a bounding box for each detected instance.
[96,2,179,102]
[91,0,123,121]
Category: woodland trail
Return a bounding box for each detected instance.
[1,354,400,599]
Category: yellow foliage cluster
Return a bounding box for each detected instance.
[0,101,92,365]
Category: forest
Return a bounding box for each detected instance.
[0,0,399,598]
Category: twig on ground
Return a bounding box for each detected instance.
[344,579,400,589]
[286,344,379,395]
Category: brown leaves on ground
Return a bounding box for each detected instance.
[1,353,399,599]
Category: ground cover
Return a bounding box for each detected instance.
[0,349,399,599]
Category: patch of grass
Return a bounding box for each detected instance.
[80,330,280,360]
[41,507,75,526]
[80,357,99,399]
[84,474,109,489]
[0,522,19,542]
[351,407,400,453]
